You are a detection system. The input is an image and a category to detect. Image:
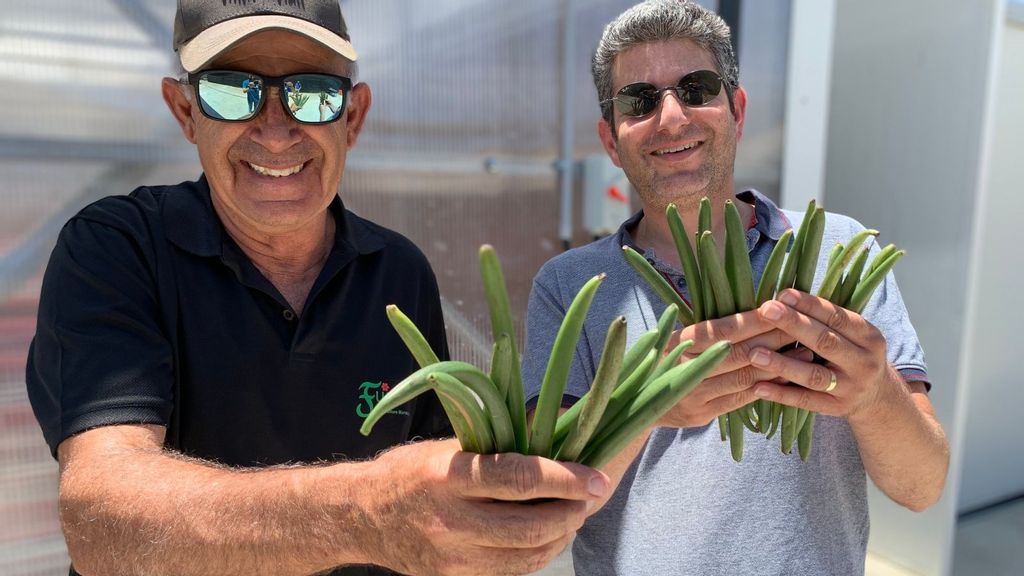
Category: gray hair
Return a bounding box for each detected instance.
[593,0,739,126]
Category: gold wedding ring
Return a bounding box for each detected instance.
[825,371,838,393]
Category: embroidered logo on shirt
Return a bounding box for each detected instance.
[356,381,408,420]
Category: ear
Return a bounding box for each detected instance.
[162,78,198,144]
[731,85,748,142]
[597,118,622,167]
[343,82,372,149]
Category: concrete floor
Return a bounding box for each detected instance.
[529,496,1024,575]
[952,496,1024,576]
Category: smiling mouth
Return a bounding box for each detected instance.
[653,142,700,156]
[247,162,305,177]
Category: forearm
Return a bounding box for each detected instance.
[59,427,379,576]
[849,374,949,511]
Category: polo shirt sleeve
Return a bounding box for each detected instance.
[26,204,174,458]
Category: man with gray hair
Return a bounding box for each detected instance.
[522,1,949,574]
[26,1,609,575]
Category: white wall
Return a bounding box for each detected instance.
[956,14,1024,514]
[819,0,1003,574]
[779,0,834,209]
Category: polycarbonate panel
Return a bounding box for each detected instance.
[0,1,187,572]
[0,1,789,573]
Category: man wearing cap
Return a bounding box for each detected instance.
[25,2,607,575]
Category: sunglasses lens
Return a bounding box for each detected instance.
[676,70,723,106]
[195,71,350,124]
[615,84,660,117]
[284,74,348,124]
[611,71,725,117]
[196,71,261,121]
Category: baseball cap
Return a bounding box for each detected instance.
[173,0,358,73]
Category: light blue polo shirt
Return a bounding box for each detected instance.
[522,190,927,576]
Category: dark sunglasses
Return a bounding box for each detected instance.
[187,70,352,124]
[604,69,725,118]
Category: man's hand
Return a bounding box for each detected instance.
[747,289,895,420]
[746,288,949,511]
[366,439,608,576]
[655,310,800,428]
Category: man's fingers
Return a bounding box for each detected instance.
[469,499,586,548]
[369,441,589,576]
[425,513,575,576]
[740,328,796,354]
[752,381,841,415]
[472,532,575,576]
[703,389,760,418]
[781,346,815,362]
[763,290,874,347]
[681,328,793,373]
[450,452,608,502]
[683,309,775,351]
[748,348,837,393]
[759,297,858,362]
[698,365,777,395]
[710,328,795,370]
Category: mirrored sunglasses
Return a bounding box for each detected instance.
[604,70,725,118]
[188,70,352,125]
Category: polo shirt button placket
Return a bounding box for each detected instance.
[282,309,296,321]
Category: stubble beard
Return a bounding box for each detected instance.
[627,157,734,218]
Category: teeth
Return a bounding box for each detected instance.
[248,162,304,177]
[655,142,698,155]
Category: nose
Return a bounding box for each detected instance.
[250,86,302,152]
[654,89,692,128]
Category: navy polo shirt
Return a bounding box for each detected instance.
[27,175,451,467]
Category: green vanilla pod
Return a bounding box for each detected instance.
[530,273,606,457]
[623,247,694,325]
[817,229,878,301]
[579,341,732,469]
[479,245,528,453]
[779,199,816,291]
[755,229,793,306]
[667,203,704,322]
[429,372,496,454]
[557,316,627,461]
[724,200,756,312]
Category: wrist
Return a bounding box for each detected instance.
[847,366,907,427]
[304,460,384,569]
[330,444,443,573]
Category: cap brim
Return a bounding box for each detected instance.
[179,14,358,73]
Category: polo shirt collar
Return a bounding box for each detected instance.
[738,189,791,242]
[164,174,385,258]
[163,175,222,257]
